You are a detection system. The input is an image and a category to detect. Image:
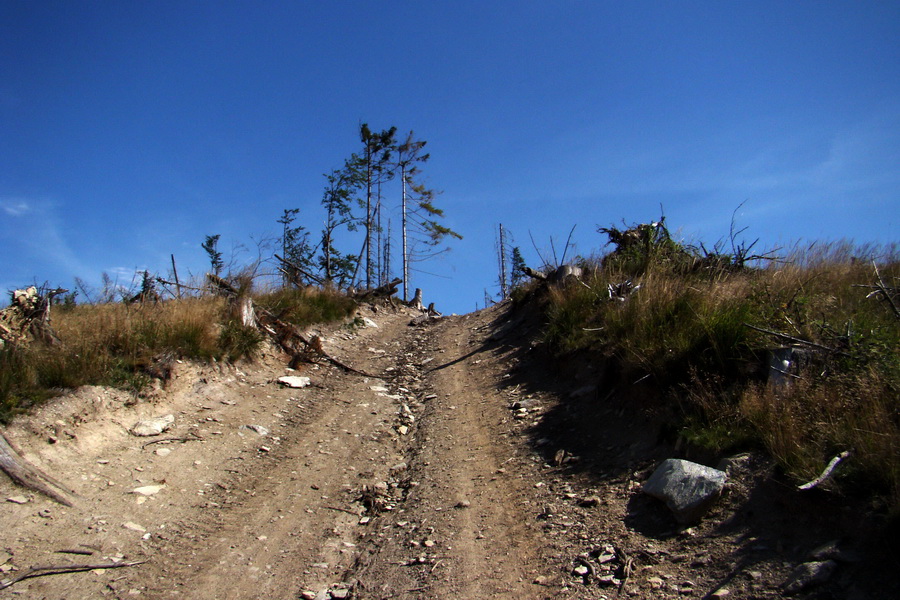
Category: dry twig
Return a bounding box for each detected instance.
[0,560,145,590]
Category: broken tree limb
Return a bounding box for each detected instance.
[522,266,548,281]
[274,254,325,287]
[254,307,383,379]
[0,560,146,590]
[798,450,851,491]
[141,432,204,449]
[742,323,849,356]
[353,278,402,301]
[0,432,77,507]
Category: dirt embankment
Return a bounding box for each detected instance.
[1,302,896,599]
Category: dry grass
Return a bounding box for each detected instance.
[540,237,900,512]
[1,287,358,424]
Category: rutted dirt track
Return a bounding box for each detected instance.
[1,302,897,599]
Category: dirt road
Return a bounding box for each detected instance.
[0,304,553,599]
[1,302,895,599]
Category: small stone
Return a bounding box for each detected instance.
[711,588,730,597]
[454,500,470,509]
[598,573,618,586]
[299,591,316,600]
[579,496,601,507]
[155,448,171,457]
[6,496,28,504]
[123,522,146,532]
[397,425,409,435]
[38,509,52,518]
[533,575,548,585]
[130,414,175,437]
[596,552,616,564]
[258,446,271,453]
[330,588,350,599]
[782,560,837,595]
[241,424,270,436]
[648,576,665,589]
[423,540,435,548]
[573,565,590,577]
[131,485,165,496]
[276,376,311,388]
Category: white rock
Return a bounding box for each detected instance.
[155,448,171,457]
[6,495,28,504]
[277,376,311,388]
[241,424,270,436]
[122,521,146,532]
[131,485,165,496]
[130,414,175,437]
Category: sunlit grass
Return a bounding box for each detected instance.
[0,287,358,424]
[541,236,900,512]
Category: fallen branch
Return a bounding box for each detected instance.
[742,323,848,356]
[798,450,851,491]
[141,432,204,449]
[353,277,402,301]
[56,548,96,556]
[522,266,548,281]
[0,432,77,507]
[275,254,325,287]
[324,505,360,516]
[255,308,383,379]
[0,560,145,590]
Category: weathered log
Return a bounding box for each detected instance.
[0,432,77,507]
[353,278,402,301]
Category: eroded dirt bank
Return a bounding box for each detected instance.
[1,302,896,599]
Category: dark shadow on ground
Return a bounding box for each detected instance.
[454,298,900,600]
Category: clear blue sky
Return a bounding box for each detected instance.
[2,1,898,314]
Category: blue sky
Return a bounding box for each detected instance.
[2,1,898,314]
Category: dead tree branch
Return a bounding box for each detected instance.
[353,277,402,301]
[798,450,851,491]
[274,254,324,287]
[742,323,848,356]
[0,560,145,590]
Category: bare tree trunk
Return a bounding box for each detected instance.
[498,224,509,300]
[410,288,424,311]
[170,254,182,299]
[402,164,409,301]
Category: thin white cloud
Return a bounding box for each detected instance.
[0,197,91,280]
[1,198,31,216]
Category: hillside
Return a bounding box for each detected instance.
[0,297,897,599]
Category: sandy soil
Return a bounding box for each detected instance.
[1,301,896,599]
